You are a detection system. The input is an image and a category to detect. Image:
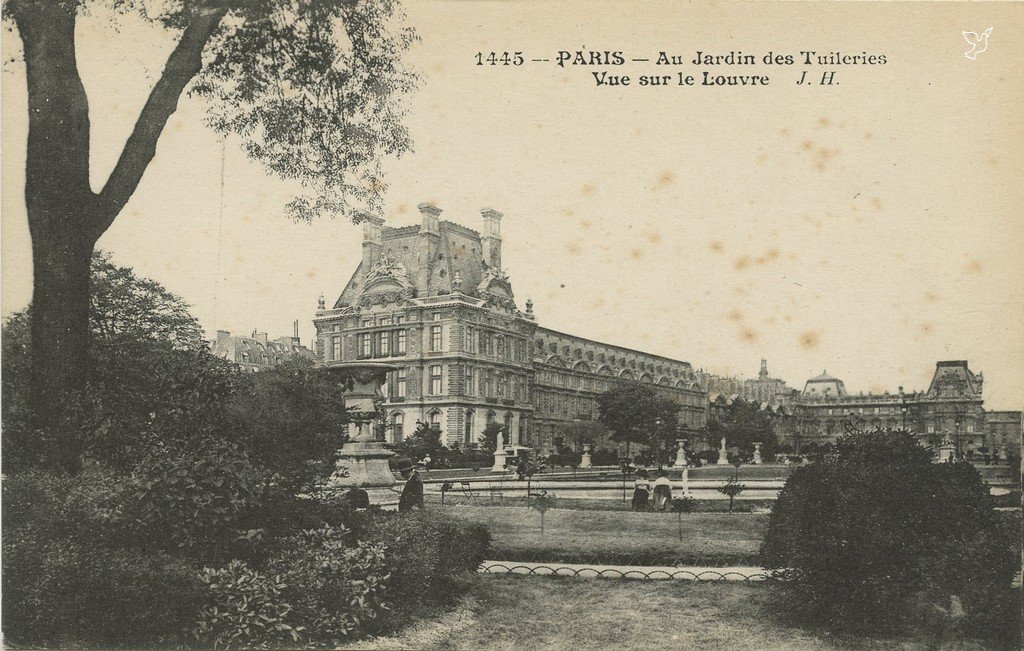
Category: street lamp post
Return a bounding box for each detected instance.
[898,386,908,432]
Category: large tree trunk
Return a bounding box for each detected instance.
[28,230,95,473]
[11,0,227,472]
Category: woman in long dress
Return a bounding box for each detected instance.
[631,469,651,511]
[652,468,673,511]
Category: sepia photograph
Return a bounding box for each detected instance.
[1,1,1022,649]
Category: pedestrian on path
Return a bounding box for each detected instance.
[396,457,424,512]
[652,468,673,511]
[631,468,651,511]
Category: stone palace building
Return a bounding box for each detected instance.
[313,203,706,452]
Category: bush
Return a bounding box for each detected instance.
[194,526,389,648]
[125,436,270,560]
[761,429,1017,639]
[2,471,202,647]
[361,510,490,631]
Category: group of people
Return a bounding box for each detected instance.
[630,468,675,511]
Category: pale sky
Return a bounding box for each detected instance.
[3,2,1023,409]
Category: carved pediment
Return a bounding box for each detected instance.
[364,253,411,292]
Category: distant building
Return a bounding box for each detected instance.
[313,203,705,452]
[774,360,1020,459]
[211,322,315,373]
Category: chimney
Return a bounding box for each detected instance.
[481,208,503,269]
[292,319,300,346]
[418,202,441,237]
[360,212,385,269]
[255,331,268,346]
[216,330,231,341]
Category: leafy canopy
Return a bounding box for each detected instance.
[597,381,680,452]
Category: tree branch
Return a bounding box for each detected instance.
[96,5,228,234]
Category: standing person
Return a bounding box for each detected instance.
[631,468,652,511]
[652,468,673,511]
[395,457,424,512]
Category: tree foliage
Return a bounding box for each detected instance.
[5,0,418,463]
[479,421,505,454]
[707,398,777,459]
[761,429,1017,638]
[597,381,679,456]
[391,420,443,468]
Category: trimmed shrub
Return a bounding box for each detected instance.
[2,471,202,647]
[194,526,389,648]
[362,510,490,630]
[761,429,1017,639]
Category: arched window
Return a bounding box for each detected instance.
[392,412,405,444]
[465,410,475,445]
[504,412,514,441]
[429,410,442,434]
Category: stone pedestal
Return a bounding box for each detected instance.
[937,442,957,463]
[752,442,763,465]
[320,362,400,507]
[580,444,592,469]
[717,436,730,465]
[491,447,509,472]
[673,439,688,468]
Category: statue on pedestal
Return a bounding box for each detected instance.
[717,436,730,465]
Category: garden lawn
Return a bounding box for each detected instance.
[436,504,768,565]
[351,575,1000,651]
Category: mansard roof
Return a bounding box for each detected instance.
[926,360,983,399]
[334,219,514,310]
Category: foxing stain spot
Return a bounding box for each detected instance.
[765,248,780,261]
[964,260,983,274]
[566,242,581,255]
[925,292,939,302]
[728,309,743,321]
[652,171,676,191]
[646,231,662,244]
[709,241,724,253]
[396,204,408,214]
[800,139,814,151]
[740,327,758,343]
[581,183,596,196]
[734,255,752,270]
[630,248,643,261]
[920,323,934,335]
[799,331,820,350]
[870,385,887,394]
[864,132,873,140]
[756,152,768,164]
[780,128,790,137]
[871,197,883,211]
[818,117,830,127]
[580,219,592,229]
[562,208,575,217]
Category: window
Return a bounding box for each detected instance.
[429,410,442,432]
[361,318,373,327]
[396,330,407,354]
[432,312,441,321]
[431,325,443,351]
[429,365,443,395]
[465,410,475,445]
[359,333,371,358]
[392,412,404,443]
[395,315,404,324]
[466,326,476,353]
[380,316,393,326]
[484,370,494,397]
[465,366,475,395]
[496,336,505,359]
[331,336,341,360]
[395,368,407,398]
[377,331,390,357]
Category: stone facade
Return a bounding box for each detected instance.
[314,203,705,453]
[777,360,1017,458]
